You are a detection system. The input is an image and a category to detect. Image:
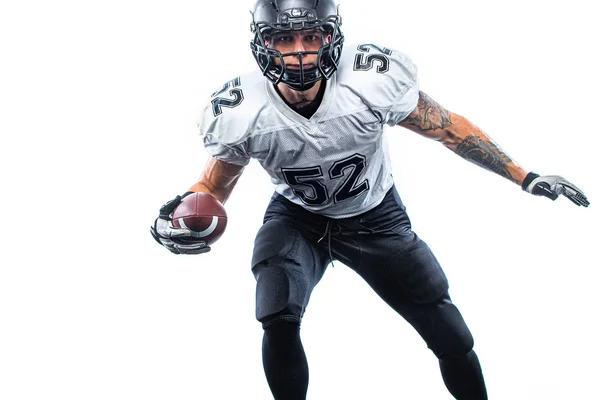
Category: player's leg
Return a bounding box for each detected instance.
[252,213,329,400]
[332,187,487,399]
[356,237,487,400]
[401,292,487,400]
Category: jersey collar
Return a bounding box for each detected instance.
[265,73,336,128]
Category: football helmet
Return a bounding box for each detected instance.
[250,0,344,91]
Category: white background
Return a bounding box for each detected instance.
[1,0,599,399]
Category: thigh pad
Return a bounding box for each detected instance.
[252,220,327,327]
[388,239,449,304]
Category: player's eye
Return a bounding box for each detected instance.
[276,35,293,43]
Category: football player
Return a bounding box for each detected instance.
[150,1,590,399]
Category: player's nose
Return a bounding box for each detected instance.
[292,37,306,52]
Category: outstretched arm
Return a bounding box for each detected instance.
[397,91,589,206]
[398,91,528,185]
[188,157,245,204]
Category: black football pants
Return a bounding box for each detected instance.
[252,187,487,399]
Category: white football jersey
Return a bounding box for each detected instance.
[197,44,419,218]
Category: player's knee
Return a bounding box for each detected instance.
[252,244,310,327]
[254,261,307,328]
[262,320,302,357]
[428,301,474,359]
[263,318,301,337]
[434,327,474,360]
[251,219,318,329]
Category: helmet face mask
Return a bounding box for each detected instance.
[250,0,344,91]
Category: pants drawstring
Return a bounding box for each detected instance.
[317,219,335,267]
[317,219,377,268]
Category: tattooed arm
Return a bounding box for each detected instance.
[397,91,589,205]
[397,91,528,185]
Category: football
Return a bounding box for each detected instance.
[171,192,228,245]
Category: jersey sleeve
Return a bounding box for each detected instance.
[197,106,251,167]
[202,136,251,167]
[382,49,419,126]
[338,44,420,126]
[196,79,254,167]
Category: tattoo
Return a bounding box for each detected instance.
[455,135,513,180]
[404,91,452,131]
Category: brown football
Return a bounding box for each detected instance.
[171,192,227,245]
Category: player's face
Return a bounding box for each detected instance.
[266,30,331,70]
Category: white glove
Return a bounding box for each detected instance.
[522,173,590,207]
[150,193,211,255]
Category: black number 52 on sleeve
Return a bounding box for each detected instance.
[211,77,244,116]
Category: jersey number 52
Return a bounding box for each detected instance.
[211,77,244,116]
[281,154,370,205]
[353,44,392,74]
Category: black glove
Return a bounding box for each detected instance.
[522,172,590,207]
[150,192,211,255]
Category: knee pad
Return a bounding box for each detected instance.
[251,220,322,328]
[262,320,301,351]
[263,318,301,336]
[254,264,307,328]
[427,299,474,359]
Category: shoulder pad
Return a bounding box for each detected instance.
[336,44,419,125]
[197,71,267,145]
